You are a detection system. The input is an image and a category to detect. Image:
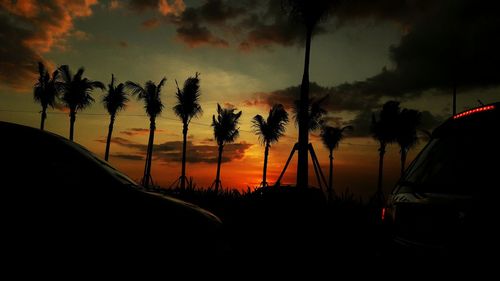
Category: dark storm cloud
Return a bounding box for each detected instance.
[336,0,500,97]
[245,81,445,137]
[234,0,433,50]
[246,82,381,112]
[199,0,245,25]
[128,0,158,11]
[168,6,229,47]
[333,0,436,24]
[128,0,185,15]
[0,14,42,89]
[0,1,98,89]
[100,137,252,163]
[237,0,308,50]
[238,16,304,51]
[175,17,229,47]
[148,0,436,50]
[347,108,445,137]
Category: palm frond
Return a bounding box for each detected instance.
[157,77,167,94]
[371,101,401,144]
[103,74,129,115]
[58,65,72,84]
[253,104,289,146]
[212,104,242,146]
[320,124,352,151]
[125,81,146,98]
[397,108,421,151]
[57,65,101,112]
[127,79,165,118]
[173,73,203,124]
[293,95,327,132]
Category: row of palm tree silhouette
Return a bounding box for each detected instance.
[371,101,421,202]
[33,62,358,194]
[32,63,248,191]
[34,62,421,197]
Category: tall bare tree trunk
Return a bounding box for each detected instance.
[40,105,47,130]
[328,149,334,201]
[69,109,76,141]
[180,123,188,189]
[297,27,313,189]
[144,117,156,188]
[214,144,223,193]
[104,114,115,161]
[262,142,270,187]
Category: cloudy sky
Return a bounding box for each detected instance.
[1,0,500,197]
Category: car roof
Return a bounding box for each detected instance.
[432,102,499,137]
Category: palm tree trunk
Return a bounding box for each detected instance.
[400,148,407,178]
[377,142,386,194]
[142,152,150,187]
[144,117,156,188]
[40,105,47,130]
[215,144,224,193]
[262,142,270,187]
[104,114,115,161]
[297,27,313,189]
[328,149,334,201]
[69,109,76,141]
[180,123,188,189]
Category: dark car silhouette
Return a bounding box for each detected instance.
[383,103,500,256]
[0,121,223,264]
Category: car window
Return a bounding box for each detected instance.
[399,119,500,195]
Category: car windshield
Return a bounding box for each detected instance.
[400,113,500,195]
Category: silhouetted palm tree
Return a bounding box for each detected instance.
[34,62,59,130]
[371,101,400,201]
[293,95,328,132]
[126,78,166,188]
[283,0,335,188]
[320,125,353,201]
[58,65,104,141]
[212,104,242,193]
[173,73,202,189]
[103,74,129,161]
[252,104,289,187]
[397,108,421,177]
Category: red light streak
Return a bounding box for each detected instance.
[453,105,495,119]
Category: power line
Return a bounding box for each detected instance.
[0,109,380,147]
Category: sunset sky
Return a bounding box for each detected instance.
[1,0,500,197]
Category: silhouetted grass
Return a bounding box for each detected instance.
[154,183,389,264]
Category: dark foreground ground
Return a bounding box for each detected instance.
[158,186,494,274]
[3,184,493,277]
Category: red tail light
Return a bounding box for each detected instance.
[453,105,495,119]
[381,207,386,221]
